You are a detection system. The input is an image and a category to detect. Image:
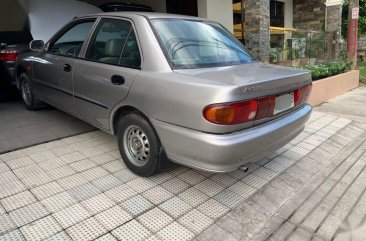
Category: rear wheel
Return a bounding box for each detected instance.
[117,113,161,177]
[19,73,44,110]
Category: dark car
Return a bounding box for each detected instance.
[0,1,101,98]
[0,29,32,97]
[100,2,154,12]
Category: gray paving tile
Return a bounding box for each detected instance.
[0,214,17,235]
[1,191,37,212]
[105,184,137,203]
[42,231,72,241]
[178,187,210,208]
[197,199,230,220]
[81,167,109,182]
[194,180,225,197]
[66,217,107,241]
[52,203,91,229]
[94,233,118,241]
[0,181,27,199]
[120,195,154,217]
[161,177,190,195]
[142,186,174,205]
[177,170,206,186]
[137,207,173,233]
[126,178,157,193]
[81,194,115,215]
[0,172,18,186]
[67,183,101,202]
[159,197,192,219]
[41,192,78,213]
[156,221,194,241]
[92,175,123,192]
[113,169,139,183]
[0,229,26,241]
[95,206,132,231]
[9,202,49,227]
[19,215,62,241]
[69,159,96,172]
[178,209,213,235]
[31,182,64,200]
[111,220,151,241]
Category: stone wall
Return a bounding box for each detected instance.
[359,36,366,51]
[293,0,326,31]
[245,0,270,62]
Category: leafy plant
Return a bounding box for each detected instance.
[301,59,352,80]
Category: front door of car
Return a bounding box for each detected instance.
[73,18,141,130]
[32,19,96,115]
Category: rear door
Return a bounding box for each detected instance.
[32,19,96,115]
[73,18,141,130]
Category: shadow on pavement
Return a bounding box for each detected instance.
[0,91,96,154]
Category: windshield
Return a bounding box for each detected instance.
[151,19,256,69]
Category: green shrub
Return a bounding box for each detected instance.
[301,60,352,81]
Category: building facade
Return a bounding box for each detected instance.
[96,0,343,64]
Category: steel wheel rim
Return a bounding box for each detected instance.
[21,78,32,106]
[123,125,150,167]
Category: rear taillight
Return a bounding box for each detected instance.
[0,49,19,62]
[203,83,312,125]
[294,83,312,106]
[203,100,258,125]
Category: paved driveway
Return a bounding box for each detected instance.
[0,99,96,154]
[0,108,362,241]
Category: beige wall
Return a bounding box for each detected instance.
[0,0,27,31]
[197,0,234,33]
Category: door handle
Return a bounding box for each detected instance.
[111,75,125,85]
[63,64,72,72]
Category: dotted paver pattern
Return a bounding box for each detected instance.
[0,111,356,240]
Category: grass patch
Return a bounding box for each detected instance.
[359,61,366,84]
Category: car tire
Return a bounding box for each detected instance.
[19,73,44,110]
[117,113,161,177]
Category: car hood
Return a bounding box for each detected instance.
[174,62,311,86]
[18,0,101,43]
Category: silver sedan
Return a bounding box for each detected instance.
[16,12,312,176]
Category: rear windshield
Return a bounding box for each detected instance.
[151,19,256,69]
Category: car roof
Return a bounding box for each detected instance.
[81,12,207,21]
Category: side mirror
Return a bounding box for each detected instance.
[29,40,45,52]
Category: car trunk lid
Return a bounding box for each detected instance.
[174,62,311,99]
[176,62,312,128]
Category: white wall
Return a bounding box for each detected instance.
[197,0,234,33]
[276,0,293,28]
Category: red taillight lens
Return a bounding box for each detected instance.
[294,83,312,106]
[256,96,275,120]
[203,100,258,125]
[204,83,312,125]
[0,49,19,62]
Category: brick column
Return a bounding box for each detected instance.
[325,0,343,59]
[245,0,270,62]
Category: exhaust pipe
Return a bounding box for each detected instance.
[239,165,249,172]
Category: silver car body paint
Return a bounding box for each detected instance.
[16,12,312,172]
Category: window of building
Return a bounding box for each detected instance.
[232,0,245,44]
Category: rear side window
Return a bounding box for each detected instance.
[85,18,141,68]
[48,21,95,57]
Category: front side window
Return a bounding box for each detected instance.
[151,19,256,69]
[85,18,141,68]
[48,21,95,57]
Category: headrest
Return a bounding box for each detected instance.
[104,38,124,57]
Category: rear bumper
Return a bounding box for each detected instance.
[151,104,312,172]
[0,62,16,86]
